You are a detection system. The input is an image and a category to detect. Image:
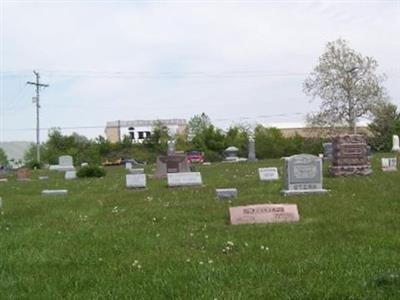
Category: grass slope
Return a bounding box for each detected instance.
[1,154,400,299]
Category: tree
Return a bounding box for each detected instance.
[0,148,8,167]
[187,113,211,139]
[368,102,400,151]
[304,38,387,133]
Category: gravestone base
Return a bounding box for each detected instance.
[281,188,328,196]
[329,165,372,177]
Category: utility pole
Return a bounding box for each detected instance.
[27,71,49,163]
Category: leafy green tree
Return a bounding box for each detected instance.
[304,38,387,133]
[225,126,249,157]
[368,102,400,151]
[254,126,286,158]
[143,121,170,153]
[187,113,211,139]
[0,148,8,166]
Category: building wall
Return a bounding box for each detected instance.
[279,126,371,138]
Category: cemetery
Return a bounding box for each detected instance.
[1,150,400,299]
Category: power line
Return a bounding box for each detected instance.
[26,71,49,163]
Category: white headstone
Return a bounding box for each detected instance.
[392,135,400,152]
[216,188,237,199]
[126,174,146,188]
[381,158,397,172]
[167,172,202,187]
[59,155,73,166]
[125,162,132,169]
[258,167,279,181]
[42,189,68,195]
[38,176,49,180]
[128,168,144,174]
[65,171,76,180]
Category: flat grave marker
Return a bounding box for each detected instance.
[42,189,68,196]
[167,172,202,187]
[230,204,299,225]
[382,158,397,172]
[216,188,237,199]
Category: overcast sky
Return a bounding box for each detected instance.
[1,0,399,142]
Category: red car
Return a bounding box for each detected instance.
[186,151,204,164]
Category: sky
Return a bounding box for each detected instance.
[1,0,400,142]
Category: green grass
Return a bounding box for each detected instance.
[1,154,400,299]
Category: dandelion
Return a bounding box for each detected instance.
[163,216,167,220]
[132,260,139,266]
[199,261,204,265]
[190,233,194,237]
[152,217,157,222]
[205,235,209,239]
[260,245,265,250]
[186,258,191,263]
[208,260,214,264]
[137,265,142,269]
[227,241,234,246]
[98,258,103,261]
[156,233,160,238]
[244,242,249,247]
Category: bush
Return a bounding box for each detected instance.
[77,166,106,178]
[27,161,43,170]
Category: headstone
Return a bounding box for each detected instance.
[126,174,146,188]
[248,138,257,161]
[329,134,372,176]
[167,140,176,155]
[167,172,202,187]
[81,162,89,167]
[16,168,30,181]
[38,176,49,180]
[128,168,144,174]
[65,171,77,180]
[0,178,8,182]
[154,154,190,178]
[323,143,333,161]
[381,158,397,172]
[125,162,132,170]
[392,135,400,152]
[282,154,327,195]
[216,188,237,199]
[258,167,279,181]
[59,155,73,167]
[42,189,68,195]
[230,204,299,225]
[224,146,239,162]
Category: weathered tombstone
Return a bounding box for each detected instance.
[167,172,202,187]
[248,138,257,161]
[65,171,76,180]
[16,168,30,181]
[216,188,237,199]
[59,155,73,167]
[38,176,49,180]
[128,168,144,174]
[154,154,190,179]
[392,135,400,152]
[42,189,68,196]
[125,162,132,170]
[381,158,397,172]
[126,174,146,189]
[258,167,279,181]
[0,178,8,182]
[167,140,176,155]
[323,143,332,161]
[230,204,299,225]
[329,134,372,176]
[224,146,239,162]
[282,154,327,195]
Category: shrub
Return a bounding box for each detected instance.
[77,166,106,178]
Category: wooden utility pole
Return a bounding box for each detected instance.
[27,71,49,163]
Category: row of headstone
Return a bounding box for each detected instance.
[126,172,203,189]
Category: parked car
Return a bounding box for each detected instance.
[186,151,204,164]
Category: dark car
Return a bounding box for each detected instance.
[186,151,204,164]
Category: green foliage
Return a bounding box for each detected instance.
[76,165,106,178]
[0,148,8,166]
[225,126,249,157]
[191,125,225,161]
[143,121,170,153]
[187,112,211,138]
[369,102,400,151]
[255,126,286,158]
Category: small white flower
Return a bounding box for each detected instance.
[137,264,142,269]
[199,261,204,265]
[205,235,208,239]
[98,258,103,261]
[208,260,213,264]
[260,245,265,250]
[244,242,249,247]
[190,233,194,237]
[156,233,160,238]
[186,258,191,262]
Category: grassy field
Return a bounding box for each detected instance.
[1,154,400,299]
